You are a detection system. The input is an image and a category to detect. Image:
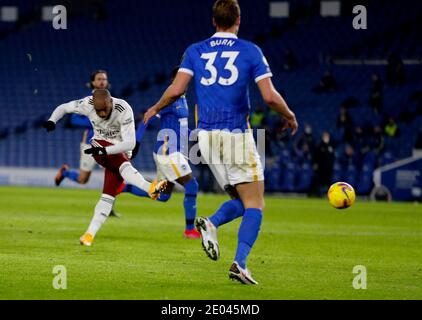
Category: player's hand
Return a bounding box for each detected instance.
[282,113,298,136]
[84,146,107,156]
[131,142,140,160]
[43,120,56,132]
[143,106,159,124]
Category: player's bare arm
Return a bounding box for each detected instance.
[143,72,192,124]
[257,77,298,135]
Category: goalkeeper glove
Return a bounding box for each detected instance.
[43,120,56,132]
[84,146,107,156]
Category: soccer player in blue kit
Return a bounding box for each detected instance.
[144,0,298,284]
[120,67,201,239]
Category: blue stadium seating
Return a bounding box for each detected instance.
[295,162,313,192]
[0,0,421,195]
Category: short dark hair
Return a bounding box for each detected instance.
[92,88,111,99]
[213,0,240,30]
[89,70,109,89]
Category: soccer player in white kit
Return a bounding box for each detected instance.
[54,71,107,187]
[53,71,120,217]
[44,89,167,246]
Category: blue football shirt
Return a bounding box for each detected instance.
[136,96,189,156]
[179,32,272,131]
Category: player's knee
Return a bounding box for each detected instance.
[184,177,199,196]
[243,197,265,210]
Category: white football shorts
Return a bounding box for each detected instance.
[153,152,192,182]
[80,142,97,172]
[198,130,264,190]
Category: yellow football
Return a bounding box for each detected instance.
[327,182,356,209]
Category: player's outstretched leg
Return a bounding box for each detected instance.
[80,193,115,246]
[195,198,244,259]
[209,199,244,228]
[229,181,264,285]
[119,162,167,199]
[180,177,200,239]
[229,208,262,285]
[55,165,91,186]
[55,164,75,186]
[233,208,262,270]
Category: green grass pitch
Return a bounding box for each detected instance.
[0,186,421,300]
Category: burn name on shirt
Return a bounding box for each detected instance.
[210,39,235,47]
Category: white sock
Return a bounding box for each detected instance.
[87,194,115,237]
[119,162,151,192]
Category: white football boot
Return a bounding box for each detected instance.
[195,217,220,261]
[229,262,258,285]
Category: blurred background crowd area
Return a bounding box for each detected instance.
[0,0,421,195]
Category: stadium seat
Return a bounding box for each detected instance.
[1,0,421,195]
[279,162,296,192]
[295,162,313,192]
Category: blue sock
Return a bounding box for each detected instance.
[183,178,198,230]
[209,199,244,228]
[63,169,79,183]
[123,184,171,202]
[235,208,263,269]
